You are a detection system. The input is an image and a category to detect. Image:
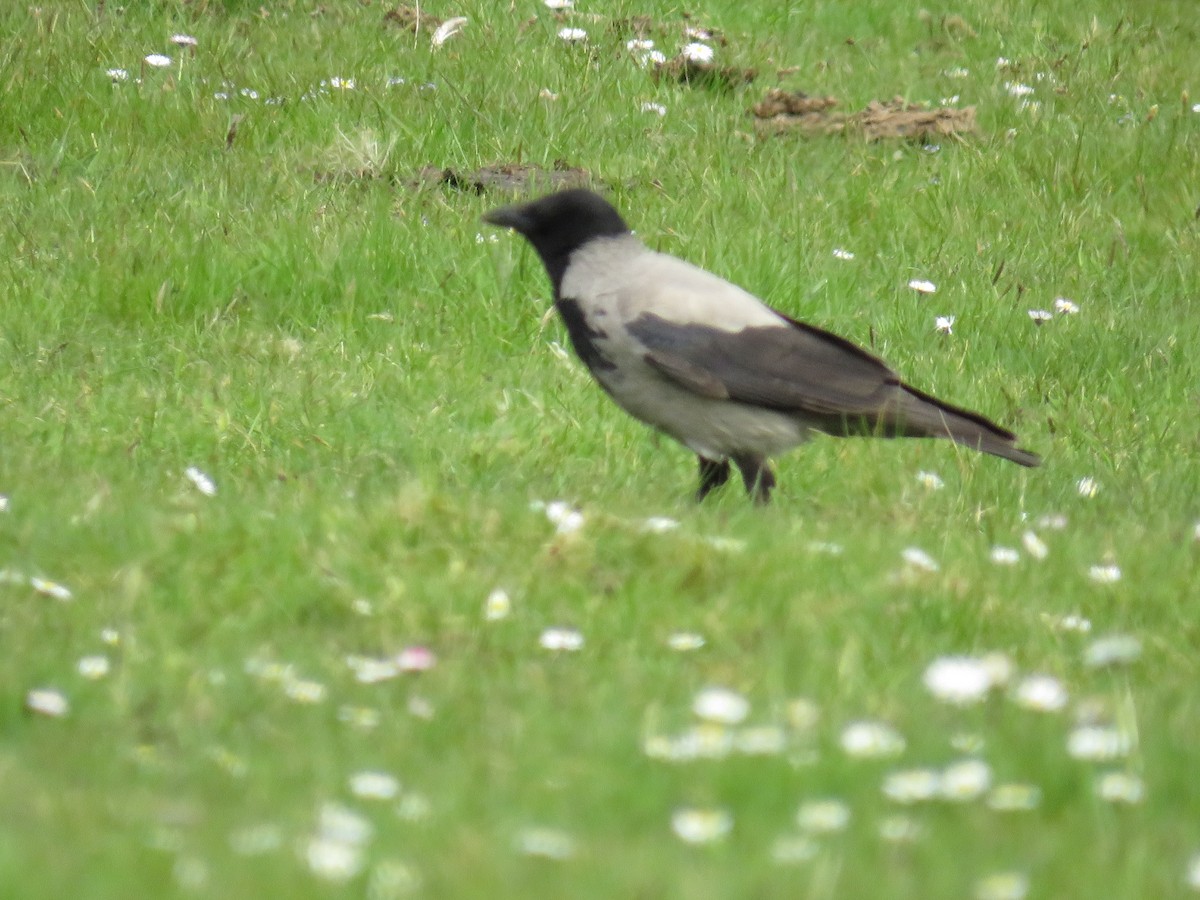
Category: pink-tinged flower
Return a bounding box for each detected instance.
[396,646,437,672]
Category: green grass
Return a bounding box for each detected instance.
[2,0,1199,896]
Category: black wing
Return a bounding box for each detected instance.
[628,312,900,415]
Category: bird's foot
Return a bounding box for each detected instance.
[695,456,731,502]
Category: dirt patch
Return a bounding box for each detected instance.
[410,162,593,194]
[383,4,444,32]
[752,89,977,141]
[654,56,756,91]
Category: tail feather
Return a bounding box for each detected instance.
[893,384,1041,467]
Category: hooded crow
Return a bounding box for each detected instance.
[483,189,1040,503]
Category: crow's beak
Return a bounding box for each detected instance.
[481,203,530,233]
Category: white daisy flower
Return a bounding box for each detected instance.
[666,631,705,651]
[337,706,380,730]
[144,53,172,68]
[170,34,198,47]
[671,807,732,843]
[990,546,1020,565]
[637,50,667,67]
[974,871,1029,900]
[878,815,922,843]
[543,500,584,534]
[557,27,588,42]
[935,315,955,334]
[987,783,1041,811]
[840,720,906,758]
[431,17,468,47]
[882,768,941,804]
[539,627,584,651]
[642,516,679,533]
[106,68,130,81]
[1088,563,1122,584]
[1012,674,1068,712]
[306,837,362,882]
[795,799,850,833]
[1054,297,1080,314]
[1096,771,1144,804]
[626,38,655,51]
[349,771,399,801]
[1005,81,1035,97]
[692,686,750,725]
[908,278,937,294]
[832,248,855,260]
[1021,530,1049,560]
[923,656,996,705]
[944,66,970,78]
[1045,612,1091,633]
[1067,725,1132,760]
[347,656,399,684]
[640,101,667,116]
[681,42,714,64]
[939,759,991,801]
[1185,852,1200,889]
[735,725,787,756]
[229,823,283,856]
[1083,634,1141,668]
[31,577,72,601]
[284,678,327,704]
[485,588,511,621]
[26,688,69,717]
[515,827,575,859]
[771,834,819,863]
[77,655,111,680]
[1027,308,1052,324]
[185,466,217,496]
[543,0,573,7]
[327,76,355,90]
[915,470,944,490]
[902,546,939,572]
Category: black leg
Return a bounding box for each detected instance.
[696,456,731,502]
[732,453,775,504]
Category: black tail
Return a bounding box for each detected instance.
[891,384,1041,467]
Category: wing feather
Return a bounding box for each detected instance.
[628,312,898,415]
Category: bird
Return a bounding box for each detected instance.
[482,188,1040,503]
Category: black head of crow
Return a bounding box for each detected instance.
[484,188,1040,503]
